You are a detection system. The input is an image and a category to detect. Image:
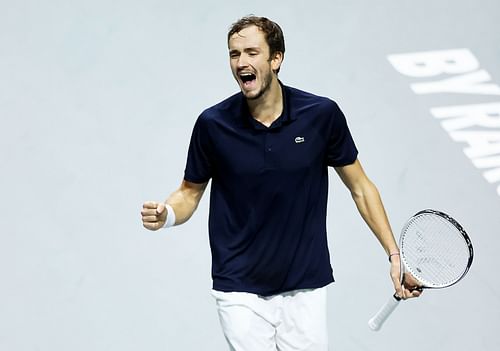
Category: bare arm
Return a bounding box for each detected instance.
[142,180,208,230]
[335,159,421,299]
[334,159,398,256]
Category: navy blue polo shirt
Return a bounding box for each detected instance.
[184,83,358,296]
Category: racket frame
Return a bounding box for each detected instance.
[400,209,474,290]
[368,209,473,331]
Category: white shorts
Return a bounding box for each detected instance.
[211,287,328,351]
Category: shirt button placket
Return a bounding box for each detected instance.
[264,132,273,169]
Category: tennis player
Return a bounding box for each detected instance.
[142,15,421,351]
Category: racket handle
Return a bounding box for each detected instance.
[368,294,401,331]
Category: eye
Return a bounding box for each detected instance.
[229,52,240,59]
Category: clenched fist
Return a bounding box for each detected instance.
[141,201,168,231]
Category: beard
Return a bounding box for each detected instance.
[245,69,273,101]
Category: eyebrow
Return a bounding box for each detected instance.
[229,47,261,54]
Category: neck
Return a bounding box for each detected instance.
[247,78,283,127]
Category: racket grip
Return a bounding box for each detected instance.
[368,294,401,331]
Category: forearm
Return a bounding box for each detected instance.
[351,180,399,256]
[335,160,417,297]
[165,181,207,225]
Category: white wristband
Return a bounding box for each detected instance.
[163,204,176,228]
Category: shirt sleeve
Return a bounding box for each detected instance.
[326,101,358,167]
[184,114,213,183]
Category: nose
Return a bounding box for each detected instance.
[236,54,249,68]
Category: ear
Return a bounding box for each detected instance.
[270,51,284,72]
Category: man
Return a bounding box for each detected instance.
[142,16,421,351]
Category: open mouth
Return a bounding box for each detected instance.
[239,72,256,87]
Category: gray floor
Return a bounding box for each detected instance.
[1,0,499,350]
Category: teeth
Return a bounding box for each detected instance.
[239,72,256,84]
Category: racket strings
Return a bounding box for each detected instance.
[407,219,465,284]
[401,214,470,288]
[407,218,467,284]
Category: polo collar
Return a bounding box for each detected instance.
[239,81,297,130]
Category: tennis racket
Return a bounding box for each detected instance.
[368,209,473,331]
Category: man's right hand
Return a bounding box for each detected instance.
[141,201,168,231]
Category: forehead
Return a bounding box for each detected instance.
[228,25,268,51]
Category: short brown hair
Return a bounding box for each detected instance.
[228,15,285,73]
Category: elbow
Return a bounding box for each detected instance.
[350,179,379,203]
[352,192,365,206]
